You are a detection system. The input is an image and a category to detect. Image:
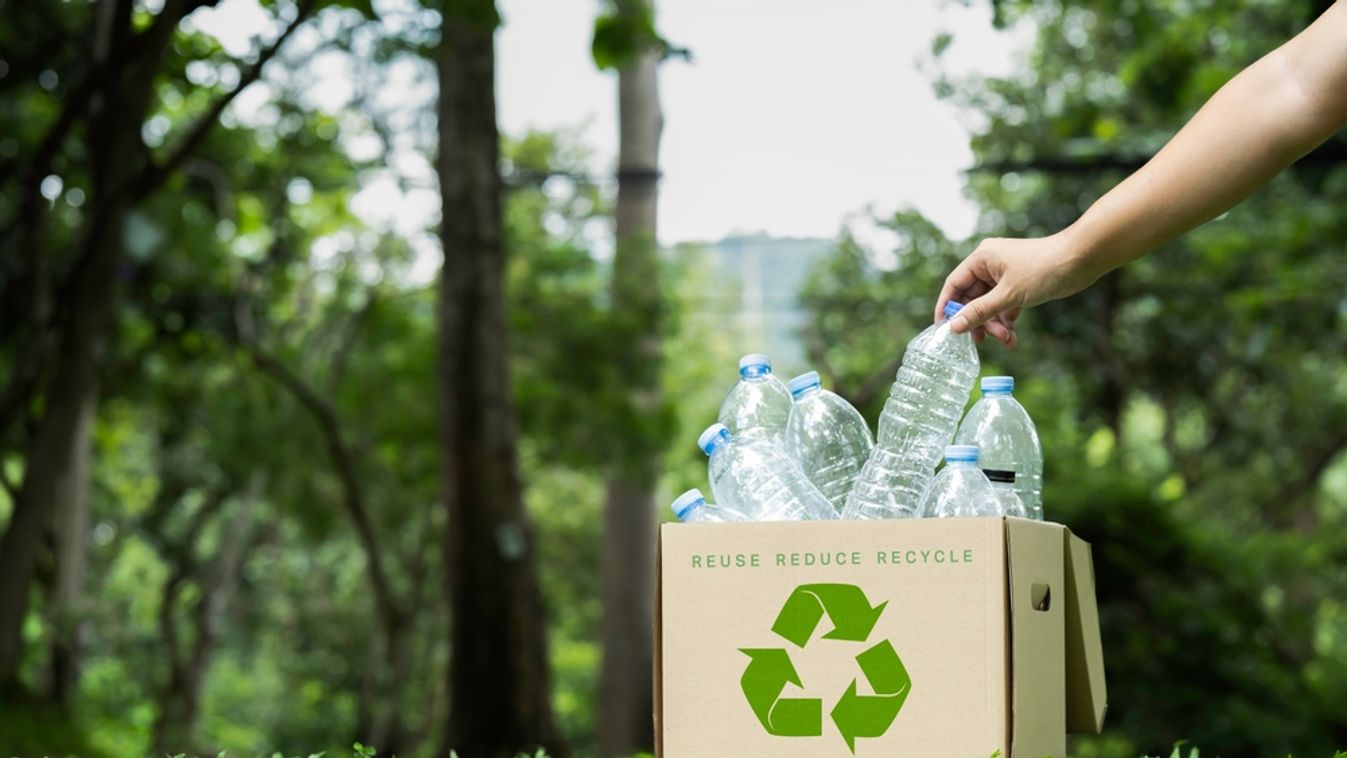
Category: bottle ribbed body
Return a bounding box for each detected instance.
[843,322,979,519]
[708,438,838,521]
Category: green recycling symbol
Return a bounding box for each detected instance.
[739,584,912,753]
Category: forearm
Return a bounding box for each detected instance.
[1061,1,1347,279]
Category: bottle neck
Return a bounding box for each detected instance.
[791,385,820,400]
[740,366,771,380]
[680,500,706,519]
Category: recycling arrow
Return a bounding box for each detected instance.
[740,584,912,752]
[738,648,823,736]
[770,583,888,647]
[830,639,912,754]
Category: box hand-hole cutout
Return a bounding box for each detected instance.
[1032,582,1052,612]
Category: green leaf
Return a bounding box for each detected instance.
[592,12,645,70]
[931,31,953,58]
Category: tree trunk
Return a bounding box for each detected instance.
[435,3,564,755]
[48,384,96,707]
[0,0,193,691]
[246,345,411,754]
[151,474,260,754]
[0,220,120,690]
[598,4,664,755]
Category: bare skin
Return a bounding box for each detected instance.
[936,0,1347,348]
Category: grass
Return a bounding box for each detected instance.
[80,742,1347,758]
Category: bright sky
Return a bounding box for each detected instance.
[193,0,1028,255]
[496,0,1026,245]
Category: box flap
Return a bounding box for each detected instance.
[653,523,665,758]
[1063,530,1108,734]
[1004,518,1065,758]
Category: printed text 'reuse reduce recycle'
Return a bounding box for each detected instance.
[690,547,978,570]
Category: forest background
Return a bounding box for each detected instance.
[1,0,1345,756]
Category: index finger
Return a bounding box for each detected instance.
[934,261,987,323]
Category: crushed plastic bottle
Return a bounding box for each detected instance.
[955,375,1044,520]
[670,488,749,523]
[785,371,874,514]
[921,445,1001,518]
[699,423,837,521]
[843,301,980,519]
[718,353,793,445]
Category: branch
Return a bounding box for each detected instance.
[182,485,233,553]
[190,474,262,670]
[801,324,840,390]
[142,480,231,576]
[802,320,901,410]
[967,138,1347,176]
[1279,432,1347,514]
[0,465,17,502]
[131,0,316,201]
[155,475,233,676]
[246,343,403,625]
[326,294,376,396]
[968,154,1148,176]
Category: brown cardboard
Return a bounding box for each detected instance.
[1064,532,1108,733]
[653,532,665,758]
[655,517,1105,757]
[1005,518,1066,758]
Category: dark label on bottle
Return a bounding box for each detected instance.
[983,468,1016,484]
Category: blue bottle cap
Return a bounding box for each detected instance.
[698,423,731,455]
[981,376,1014,394]
[671,488,707,520]
[738,353,771,371]
[944,444,979,463]
[787,371,822,398]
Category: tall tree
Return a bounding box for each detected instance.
[435,1,563,755]
[592,1,665,754]
[46,386,95,707]
[0,0,186,688]
[0,0,314,690]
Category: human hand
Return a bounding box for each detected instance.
[933,233,1097,349]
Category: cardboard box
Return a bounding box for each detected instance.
[654,517,1106,757]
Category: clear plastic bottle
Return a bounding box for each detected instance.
[843,301,980,519]
[984,469,1029,519]
[954,375,1044,520]
[718,353,793,445]
[922,445,1001,518]
[784,371,874,514]
[698,423,837,521]
[670,488,750,523]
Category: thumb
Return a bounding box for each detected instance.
[949,287,1011,334]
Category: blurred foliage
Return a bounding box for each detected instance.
[2,0,1344,755]
[1,0,725,750]
[590,0,690,71]
[804,0,1347,755]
